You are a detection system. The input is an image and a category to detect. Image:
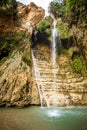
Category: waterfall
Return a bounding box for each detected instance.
[32,16,62,107]
[32,52,43,107]
[32,51,50,108]
[51,17,58,106]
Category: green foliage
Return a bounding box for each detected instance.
[48,0,60,16]
[44,16,53,28]
[66,0,87,24]
[0,0,17,14]
[0,7,11,15]
[48,0,87,24]
[11,0,17,9]
[56,19,73,38]
[0,0,9,7]
[0,0,17,24]
[0,30,26,61]
[0,0,17,7]
[68,47,73,57]
[70,54,87,77]
[37,20,46,32]
[48,0,63,18]
[22,51,31,66]
[58,3,66,18]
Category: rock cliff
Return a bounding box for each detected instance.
[0,30,39,107]
[0,2,45,35]
[32,44,87,106]
[0,2,45,107]
[17,2,45,33]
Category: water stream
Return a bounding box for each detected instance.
[32,51,50,107]
[52,17,58,106]
[32,16,61,107]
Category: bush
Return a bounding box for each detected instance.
[66,0,87,24]
[70,54,87,77]
[0,30,26,61]
[22,51,31,66]
[37,20,46,32]
[56,19,73,39]
[48,0,64,18]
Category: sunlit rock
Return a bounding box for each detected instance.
[17,2,45,33]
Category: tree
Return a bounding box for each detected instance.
[0,0,17,8]
[48,0,66,18]
[0,0,9,7]
[10,0,17,9]
[48,0,62,18]
[65,0,87,24]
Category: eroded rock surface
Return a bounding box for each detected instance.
[17,2,45,32]
[32,44,87,107]
[0,31,39,107]
[0,1,45,107]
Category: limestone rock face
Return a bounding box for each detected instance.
[0,2,44,107]
[17,2,45,32]
[0,31,39,107]
[32,44,87,107]
[0,2,45,35]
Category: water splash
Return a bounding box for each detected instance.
[47,109,61,117]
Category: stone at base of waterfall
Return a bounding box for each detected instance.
[71,93,87,105]
[47,94,71,107]
[57,94,71,106]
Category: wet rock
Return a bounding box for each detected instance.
[31,44,87,106]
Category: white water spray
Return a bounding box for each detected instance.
[32,51,50,108]
[51,16,58,106]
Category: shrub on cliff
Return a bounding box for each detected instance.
[65,0,87,24]
[22,51,31,66]
[37,20,46,32]
[56,19,73,39]
[70,54,87,77]
[0,30,26,62]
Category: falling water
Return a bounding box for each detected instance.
[32,16,62,107]
[51,17,58,106]
[52,18,57,66]
[32,52,43,107]
[32,51,50,108]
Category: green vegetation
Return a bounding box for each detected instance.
[48,0,65,18]
[48,0,61,17]
[0,0,10,7]
[22,51,31,66]
[70,54,87,77]
[48,0,87,77]
[0,0,17,7]
[0,0,17,26]
[56,19,73,38]
[66,0,87,24]
[0,30,26,62]
[36,17,52,42]
[37,16,52,33]
[48,0,87,25]
[37,20,47,32]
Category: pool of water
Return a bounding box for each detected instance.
[0,106,87,130]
